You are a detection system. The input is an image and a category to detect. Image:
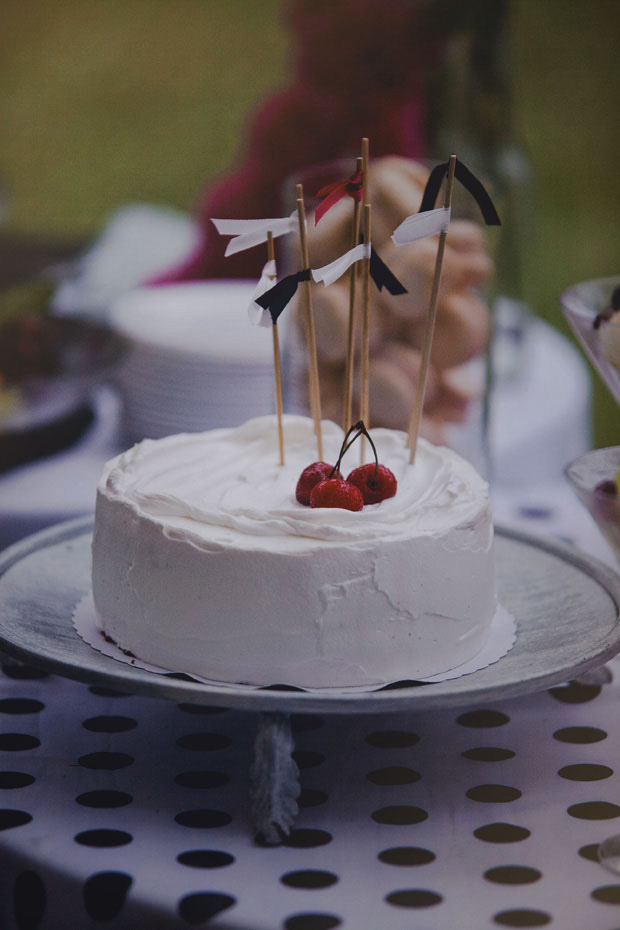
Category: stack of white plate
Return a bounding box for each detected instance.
[109,281,275,442]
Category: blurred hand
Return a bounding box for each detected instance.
[299,156,493,441]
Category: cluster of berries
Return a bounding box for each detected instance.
[295,421,397,511]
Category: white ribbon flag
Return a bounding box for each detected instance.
[391,206,451,247]
[248,259,277,327]
[211,214,297,256]
[311,243,371,287]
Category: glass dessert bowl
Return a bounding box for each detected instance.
[562,276,620,561]
[565,446,620,562]
[561,274,620,405]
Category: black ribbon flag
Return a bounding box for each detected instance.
[418,159,501,226]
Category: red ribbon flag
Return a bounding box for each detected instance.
[314,169,363,224]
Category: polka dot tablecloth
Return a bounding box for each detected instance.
[3,654,620,929]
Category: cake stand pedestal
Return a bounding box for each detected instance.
[250,712,300,844]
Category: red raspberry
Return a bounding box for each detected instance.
[346,463,397,504]
[295,462,336,505]
[309,478,364,511]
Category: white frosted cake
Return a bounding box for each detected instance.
[91,415,496,688]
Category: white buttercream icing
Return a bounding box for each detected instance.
[92,415,496,687]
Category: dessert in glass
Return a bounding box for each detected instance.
[562,275,620,561]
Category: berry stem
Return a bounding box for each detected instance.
[328,420,378,481]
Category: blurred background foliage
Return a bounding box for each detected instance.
[1,0,618,445]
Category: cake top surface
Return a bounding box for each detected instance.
[100,415,490,551]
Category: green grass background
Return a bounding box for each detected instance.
[1,0,618,445]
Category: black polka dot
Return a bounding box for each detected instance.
[578,843,600,862]
[178,892,235,924]
[177,850,234,869]
[78,752,134,770]
[176,733,232,751]
[385,889,442,908]
[367,766,420,786]
[285,829,333,848]
[2,664,48,680]
[88,685,133,698]
[0,772,35,789]
[82,715,137,733]
[83,872,132,922]
[297,789,329,809]
[548,682,601,703]
[372,806,428,826]
[284,914,341,930]
[292,751,326,769]
[0,699,44,715]
[493,909,551,927]
[76,790,133,809]
[467,784,522,803]
[281,870,338,890]
[88,686,132,697]
[553,726,607,743]
[462,747,516,762]
[474,823,531,843]
[378,847,436,866]
[13,870,45,930]
[484,866,542,884]
[0,734,40,752]
[0,809,32,831]
[291,715,325,733]
[558,763,613,781]
[591,885,620,903]
[457,710,510,728]
[175,809,232,829]
[174,771,230,789]
[75,829,133,848]
[177,703,228,715]
[365,730,419,748]
[568,801,620,820]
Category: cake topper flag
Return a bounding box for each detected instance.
[312,244,406,293]
[255,269,312,324]
[255,243,405,317]
[418,159,501,226]
[211,214,297,256]
[391,206,452,246]
[406,155,500,465]
[391,159,499,248]
[314,168,364,224]
[248,259,278,327]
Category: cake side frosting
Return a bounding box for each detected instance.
[92,414,496,687]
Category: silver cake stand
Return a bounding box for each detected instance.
[1,517,620,843]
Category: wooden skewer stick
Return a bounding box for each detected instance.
[342,155,363,433]
[407,154,457,465]
[361,137,370,210]
[267,231,285,466]
[359,202,371,464]
[296,183,323,460]
[359,138,371,463]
